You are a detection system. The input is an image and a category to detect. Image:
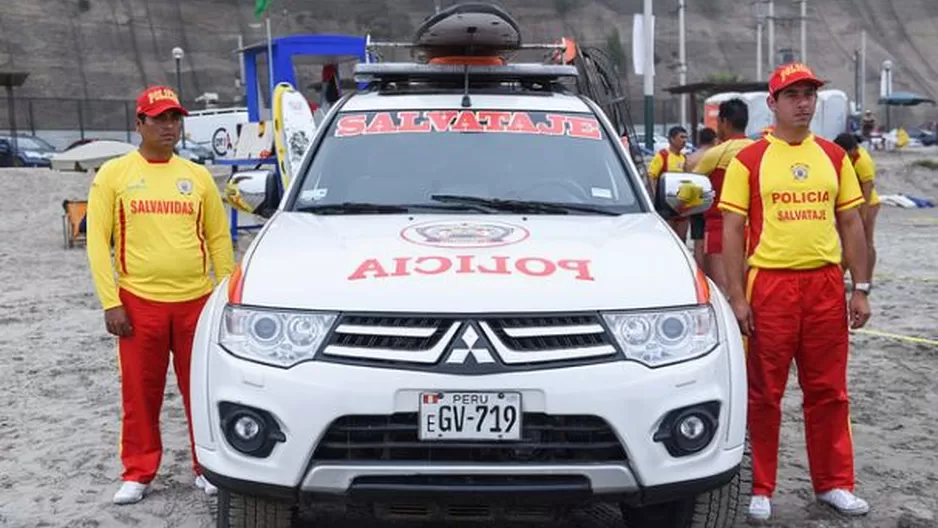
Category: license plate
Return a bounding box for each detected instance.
[419,391,522,441]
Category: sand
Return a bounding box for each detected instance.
[0,148,936,528]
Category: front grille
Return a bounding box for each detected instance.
[330,316,450,351]
[486,315,611,351]
[320,313,619,369]
[312,413,626,463]
[374,501,559,522]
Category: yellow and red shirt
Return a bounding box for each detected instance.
[718,134,864,270]
[648,148,686,181]
[849,145,880,206]
[86,151,235,310]
[691,135,754,220]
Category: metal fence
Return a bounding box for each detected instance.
[0,96,235,146]
[1,94,684,147]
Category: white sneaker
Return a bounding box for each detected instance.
[817,489,870,516]
[195,475,218,496]
[748,495,772,521]
[113,481,148,505]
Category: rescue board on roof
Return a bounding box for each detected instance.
[413,2,522,56]
[272,82,317,190]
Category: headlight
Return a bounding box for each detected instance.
[219,305,336,368]
[603,305,718,367]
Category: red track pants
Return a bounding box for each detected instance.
[745,264,855,497]
[117,289,210,484]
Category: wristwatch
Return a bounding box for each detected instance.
[853,282,872,295]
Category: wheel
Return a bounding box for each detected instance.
[216,488,299,528]
[620,448,751,528]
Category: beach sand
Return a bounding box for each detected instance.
[1,148,936,527]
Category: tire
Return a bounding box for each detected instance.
[620,448,752,528]
[216,488,298,528]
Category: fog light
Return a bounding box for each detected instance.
[653,401,720,458]
[672,412,712,454]
[219,402,286,458]
[234,415,261,441]
[678,415,706,441]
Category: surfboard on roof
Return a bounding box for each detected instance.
[412,2,522,57]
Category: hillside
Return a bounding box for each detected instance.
[0,0,936,125]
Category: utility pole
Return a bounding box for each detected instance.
[678,0,687,130]
[883,60,893,130]
[756,18,763,80]
[767,0,775,69]
[800,0,807,63]
[643,0,654,152]
[237,34,246,88]
[172,46,186,148]
[859,30,866,112]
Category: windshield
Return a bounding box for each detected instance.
[293,109,642,214]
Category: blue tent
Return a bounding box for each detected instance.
[238,34,368,122]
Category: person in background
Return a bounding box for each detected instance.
[861,110,876,144]
[648,126,690,239]
[719,63,872,522]
[834,132,880,279]
[86,86,235,505]
[684,127,719,268]
[688,99,753,293]
[320,63,340,112]
[684,127,718,171]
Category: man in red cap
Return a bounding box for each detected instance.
[86,85,235,505]
[718,64,872,521]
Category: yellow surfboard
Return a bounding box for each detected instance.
[272,82,293,191]
[272,82,317,192]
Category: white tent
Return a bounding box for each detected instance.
[49,140,136,172]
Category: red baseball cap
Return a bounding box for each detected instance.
[136,85,189,117]
[768,62,825,97]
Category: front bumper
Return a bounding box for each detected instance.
[201,460,741,508]
[193,353,745,502]
[190,282,748,506]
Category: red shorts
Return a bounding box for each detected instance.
[704,218,722,255]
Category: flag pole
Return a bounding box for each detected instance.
[266,14,275,117]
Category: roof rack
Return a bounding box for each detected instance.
[353,62,579,85]
[364,35,568,64]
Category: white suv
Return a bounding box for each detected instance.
[191,60,749,528]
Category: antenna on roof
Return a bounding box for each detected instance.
[461,26,477,108]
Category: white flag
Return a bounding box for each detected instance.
[633,14,655,77]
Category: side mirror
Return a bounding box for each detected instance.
[224,169,281,218]
[0,140,9,154]
[655,172,715,219]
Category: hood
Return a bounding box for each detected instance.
[238,213,700,313]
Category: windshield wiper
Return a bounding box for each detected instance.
[429,194,620,216]
[297,203,411,214]
[295,202,492,215]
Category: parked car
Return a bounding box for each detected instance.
[176,141,216,165]
[906,127,938,147]
[191,34,748,528]
[635,132,695,155]
[0,134,58,168]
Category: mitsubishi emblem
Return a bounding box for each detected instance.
[446,324,496,364]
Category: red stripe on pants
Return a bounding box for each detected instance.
[117,289,210,484]
[746,264,855,497]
